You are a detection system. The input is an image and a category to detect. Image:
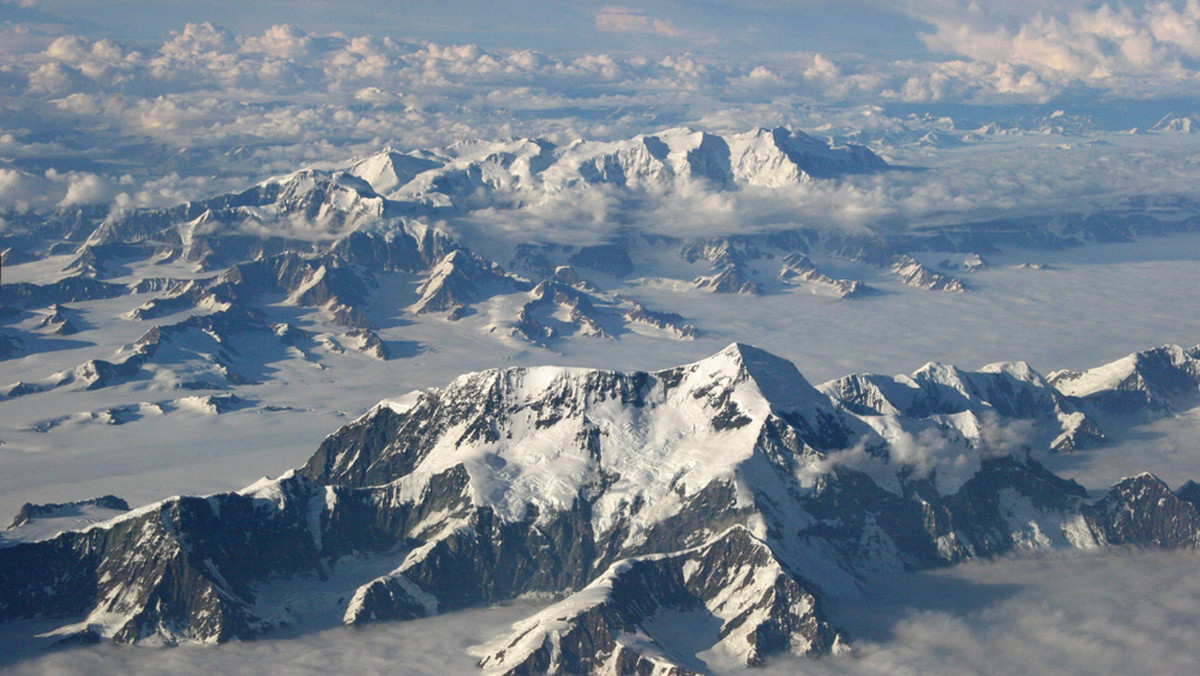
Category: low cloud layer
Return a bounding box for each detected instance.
[779,547,1200,676]
[797,416,1035,495]
[3,547,1196,675]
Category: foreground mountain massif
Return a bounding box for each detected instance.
[2,341,1200,674]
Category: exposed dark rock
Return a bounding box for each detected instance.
[36,305,80,335]
[515,280,608,343]
[568,243,634,278]
[621,298,696,339]
[8,496,130,529]
[778,252,872,298]
[478,526,844,675]
[344,328,390,360]
[1,277,127,309]
[1088,473,1200,547]
[694,265,760,295]
[891,255,965,291]
[413,250,526,316]
[1176,480,1200,509]
[0,331,24,360]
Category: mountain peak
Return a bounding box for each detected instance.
[1050,343,1200,404]
[687,342,826,415]
[348,149,442,196]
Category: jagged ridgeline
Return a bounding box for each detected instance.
[4,125,1198,375]
[3,343,1200,674]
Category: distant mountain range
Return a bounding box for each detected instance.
[1,128,1198,454]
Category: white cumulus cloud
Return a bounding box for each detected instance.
[895,0,1200,93]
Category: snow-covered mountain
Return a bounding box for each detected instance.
[31,126,890,278]
[2,342,1199,674]
[1049,344,1200,419]
[2,126,1196,374]
[352,126,887,201]
[1151,113,1200,134]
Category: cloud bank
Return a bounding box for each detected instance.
[894,0,1200,96]
[2,9,1200,234]
[782,547,1200,676]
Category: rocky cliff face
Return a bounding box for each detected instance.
[2,343,1199,672]
[477,526,845,676]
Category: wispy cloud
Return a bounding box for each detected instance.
[595,5,684,38]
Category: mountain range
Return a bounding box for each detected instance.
[3,341,1199,674]
[3,127,1197,396]
[3,126,1200,673]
